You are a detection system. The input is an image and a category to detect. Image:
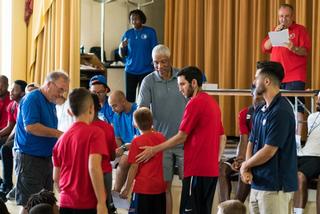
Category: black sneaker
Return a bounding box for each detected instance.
[108,203,117,214]
[0,191,7,202]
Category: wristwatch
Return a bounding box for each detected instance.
[294,46,299,52]
[121,145,127,152]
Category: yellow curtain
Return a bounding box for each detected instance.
[164,0,320,136]
[27,0,80,88]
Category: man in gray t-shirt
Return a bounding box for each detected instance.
[137,44,187,214]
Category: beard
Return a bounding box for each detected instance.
[185,85,194,99]
[255,84,266,96]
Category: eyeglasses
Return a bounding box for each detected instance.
[51,81,67,94]
[93,90,106,97]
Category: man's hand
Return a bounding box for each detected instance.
[97,202,108,214]
[231,157,244,171]
[120,38,128,48]
[240,161,253,184]
[115,147,124,157]
[275,24,286,31]
[136,146,155,163]
[283,41,294,51]
[241,171,253,184]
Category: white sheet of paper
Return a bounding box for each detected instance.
[111,191,130,210]
[268,29,289,47]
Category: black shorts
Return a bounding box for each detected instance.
[15,153,53,206]
[298,156,320,179]
[59,207,96,214]
[281,81,305,113]
[129,192,166,214]
[180,176,218,214]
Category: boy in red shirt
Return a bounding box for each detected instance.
[53,88,108,214]
[120,107,166,214]
[91,93,117,214]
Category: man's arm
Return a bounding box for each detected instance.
[137,77,151,108]
[136,131,187,163]
[120,163,138,199]
[53,166,61,193]
[0,121,15,138]
[88,154,107,214]
[240,141,254,184]
[219,134,227,161]
[245,141,253,161]
[284,41,308,56]
[236,134,249,161]
[118,38,128,58]
[263,39,272,51]
[26,123,63,138]
[243,144,278,170]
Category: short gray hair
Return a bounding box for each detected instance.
[152,44,171,59]
[45,71,69,83]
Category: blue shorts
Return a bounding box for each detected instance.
[281,81,305,113]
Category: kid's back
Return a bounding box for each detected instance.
[128,131,167,194]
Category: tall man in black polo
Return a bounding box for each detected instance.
[240,61,297,214]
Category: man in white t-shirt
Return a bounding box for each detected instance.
[293,91,320,214]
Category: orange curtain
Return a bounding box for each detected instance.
[164,0,320,136]
[26,0,80,88]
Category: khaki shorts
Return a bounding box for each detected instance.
[163,147,184,181]
[249,189,293,214]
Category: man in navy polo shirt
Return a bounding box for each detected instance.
[14,71,69,213]
[240,61,297,214]
[89,75,114,124]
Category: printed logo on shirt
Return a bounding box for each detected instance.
[262,119,267,126]
[141,34,148,39]
[290,33,295,39]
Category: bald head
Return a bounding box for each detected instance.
[108,90,128,113]
[109,90,126,101]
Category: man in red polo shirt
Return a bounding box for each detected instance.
[0,75,10,131]
[262,3,311,151]
[137,66,226,214]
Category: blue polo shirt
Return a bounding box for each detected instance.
[121,26,158,75]
[113,103,139,144]
[15,90,58,157]
[99,98,114,124]
[249,93,298,192]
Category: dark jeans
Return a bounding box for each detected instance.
[281,81,305,113]
[1,138,14,191]
[125,72,151,102]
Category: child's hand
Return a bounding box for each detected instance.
[119,188,129,199]
[96,202,108,214]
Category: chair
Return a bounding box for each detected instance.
[89,46,107,62]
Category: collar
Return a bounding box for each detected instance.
[154,68,179,82]
[288,21,297,30]
[261,92,282,112]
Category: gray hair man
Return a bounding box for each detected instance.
[14,71,69,214]
[137,44,187,214]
